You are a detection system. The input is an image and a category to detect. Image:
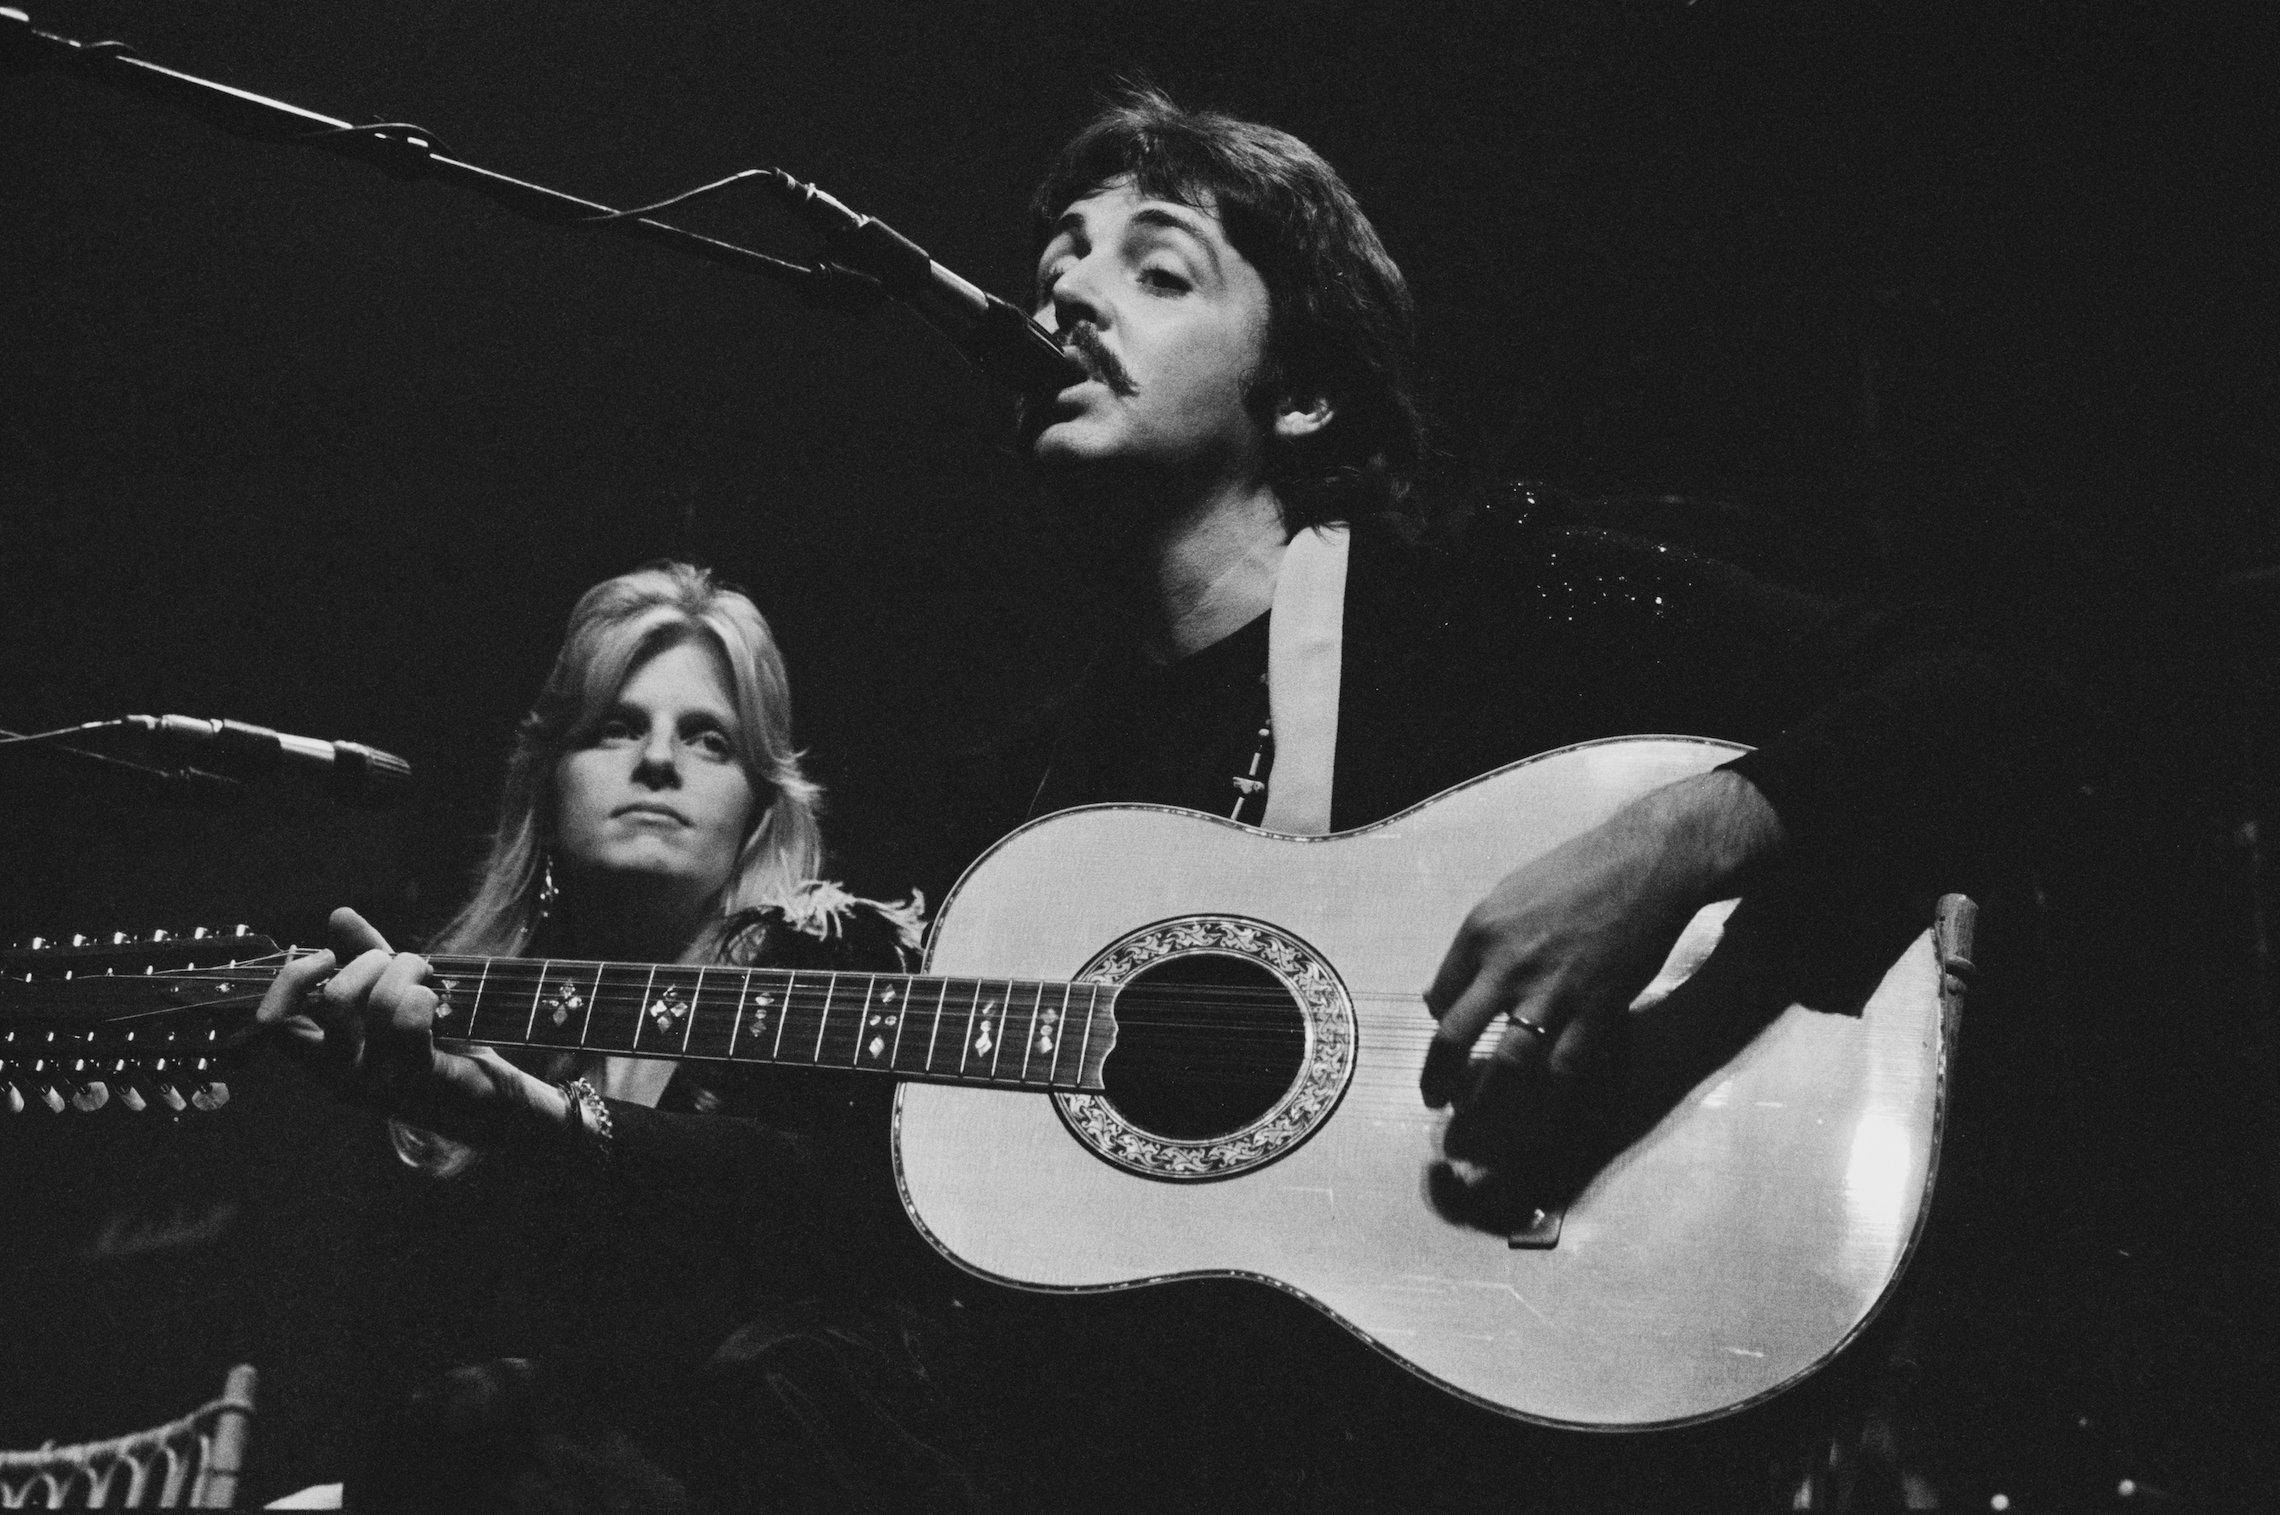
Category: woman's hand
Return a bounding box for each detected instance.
[255,907,570,1148]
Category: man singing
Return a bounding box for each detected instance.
[921,83,2063,1510]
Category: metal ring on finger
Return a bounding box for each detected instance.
[1503,1011,1552,1041]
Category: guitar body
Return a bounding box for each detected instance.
[896,736,1955,1430]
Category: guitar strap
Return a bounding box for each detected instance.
[1260,523,1350,834]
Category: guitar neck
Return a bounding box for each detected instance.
[413,953,1117,1092]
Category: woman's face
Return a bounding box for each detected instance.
[554,638,759,912]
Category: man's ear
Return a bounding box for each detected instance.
[1273,393,1335,441]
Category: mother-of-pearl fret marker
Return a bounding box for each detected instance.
[647,984,689,1035]
[1033,1004,1059,1056]
[973,1001,998,1059]
[864,1008,898,1062]
[745,989,774,1038]
[543,982,585,1027]
[433,978,461,1021]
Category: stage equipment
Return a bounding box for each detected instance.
[0,8,1083,395]
[0,715,410,807]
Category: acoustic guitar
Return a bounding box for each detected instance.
[0,736,1970,1431]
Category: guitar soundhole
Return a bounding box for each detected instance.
[1100,953,1306,1141]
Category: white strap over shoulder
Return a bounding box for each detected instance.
[1261,523,1350,834]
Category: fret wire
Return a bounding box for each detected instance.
[629,965,660,1053]
[986,981,1009,1081]
[1013,980,1040,1084]
[453,958,517,1040]
[469,958,492,1040]
[682,967,710,1057]
[954,979,980,1078]
[679,966,705,1054]
[1033,981,1058,1084]
[522,959,548,1044]
[942,978,975,1078]
[770,972,795,1060]
[576,961,605,1047]
[811,971,842,1063]
[875,974,900,1067]
[961,981,999,1081]
[847,972,875,1068]
[707,966,747,1061]
[583,973,618,1052]
[905,977,948,1076]
[755,968,793,1061]
[1073,981,1099,1085]
[885,974,915,1067]
[726,967,751,1059]
[857,976,878,1059]
[1046,981,1072,1086]
[1005,980,1028,1083]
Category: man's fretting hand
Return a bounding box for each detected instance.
[1420,769,1784,1166]
[255,907,570,1149]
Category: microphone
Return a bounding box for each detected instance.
[122,715,412,807]
[764,171,1085,395]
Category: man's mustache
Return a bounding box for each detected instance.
[1062,324,1138,396]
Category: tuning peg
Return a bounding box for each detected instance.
[115,1084,148,1113]
[36,1083,65,1114]
[109,931,130,945]
[155,1084,188,1114]
[23,936,46,951]
[147,929,171,943]
[190,927,211,940]
[5,1084,22,1116]
[70,934,91,947]
[190,1081,229,1112]
[69,1081,110,1113]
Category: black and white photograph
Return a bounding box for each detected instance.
[3,2,2274,1509]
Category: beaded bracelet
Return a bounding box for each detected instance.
[556,1076,615,1164]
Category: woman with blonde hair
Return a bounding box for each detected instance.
[436,558,829,963]
[265,560,917,1150]
[257,561,974,1514]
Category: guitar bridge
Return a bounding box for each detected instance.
[1507,1206,1563,1249]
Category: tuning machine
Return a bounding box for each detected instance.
[0,1082,62,1115]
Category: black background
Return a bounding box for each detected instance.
[3,1,2277,1508]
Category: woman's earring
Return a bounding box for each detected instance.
[537,854,560,924]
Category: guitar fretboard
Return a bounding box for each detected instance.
[423,956,1117,1091]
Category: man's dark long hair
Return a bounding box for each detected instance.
[1032,85,1426,532]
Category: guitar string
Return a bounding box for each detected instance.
[41,975,1479,1043]
[21,998,1562,1084]
[25,960,1532,1035]
[68,956,1458,1007]
[25,960,1620,1087]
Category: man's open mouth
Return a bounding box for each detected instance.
[1061,325,1137,396]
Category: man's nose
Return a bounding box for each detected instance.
[1047,261,1107,333]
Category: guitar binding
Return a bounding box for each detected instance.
[1056,914,1355,1182]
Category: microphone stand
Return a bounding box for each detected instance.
[0,6,883,313]
[0,722,244,804]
